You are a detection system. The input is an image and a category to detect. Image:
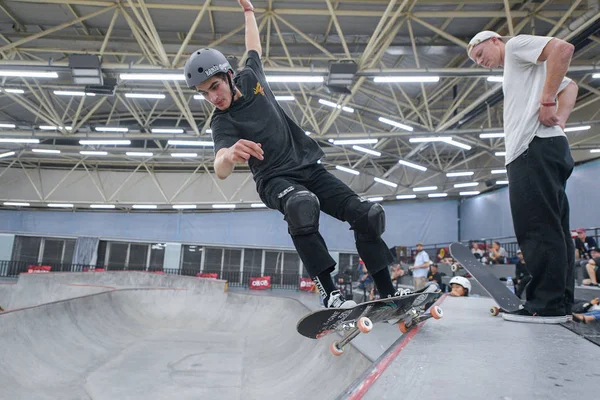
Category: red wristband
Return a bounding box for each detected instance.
[244,8,254,12]
[540,102,557,107]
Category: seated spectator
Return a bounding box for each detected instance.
[357,259,375,301]
[582,247,600,287]
[572,298,600,323]
[449,276,471,297]
[427,263,443,291]
[471,242,484,260]
[575,228,597,283]
[488,241,508,264]
[514,249,531,299]
[390,263,406,282]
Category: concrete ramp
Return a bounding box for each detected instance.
[0,273,370,400]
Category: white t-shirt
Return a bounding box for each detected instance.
[413,250,430,278]
[502,35,572,166]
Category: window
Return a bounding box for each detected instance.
[12,236,42,263]
[149,244,165,271]
[97,241,107,267]
[128,244,148,270]
[243,249,262,277]
[181,245,202,274]
[42,239,64,264]
[204,248,222,275]
[222,249,242,283]
[108,242,128,270]
[263,251,282,277]
[12,236,77,266]
[282,252,300,274]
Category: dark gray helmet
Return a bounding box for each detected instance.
[184,48,233,89]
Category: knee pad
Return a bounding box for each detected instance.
[349,199,386,240]
[284,191,320,235]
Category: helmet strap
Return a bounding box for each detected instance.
[226,72,236,107]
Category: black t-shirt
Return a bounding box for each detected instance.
[515,261,530,280]
[575,236,597,258]
[428,270,442,287]
[210,50,324,193]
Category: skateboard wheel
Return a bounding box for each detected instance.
[357,317,373,333]
[330,341,344,356]
[398,321,409,334]
[431,306,443,319]
[451,263,458,272]
[490,306,500,317]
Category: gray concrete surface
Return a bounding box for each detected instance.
[0,273,370,400]
[362,296,600,400]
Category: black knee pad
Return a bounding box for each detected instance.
[284,191,320,235]
[349,199,386,240]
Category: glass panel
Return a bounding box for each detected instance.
[243,249,262,278]
[149,243,165,271]
[181,245,202,275]
[128,244,148,270]
[108,242,128,270]
[63,240,76,264]
[12,236,41,264]
[96,241,107,267]
[203,248,222,276]
[41,239,63,265]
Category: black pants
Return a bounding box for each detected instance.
[259,164,393,278]
[507,136,575,315]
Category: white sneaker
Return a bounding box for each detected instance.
[326,290,357,309]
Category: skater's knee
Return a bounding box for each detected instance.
[348,199,386,240]
[284,190,320,235]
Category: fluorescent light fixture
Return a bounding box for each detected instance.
[460,191,480,196]
[266,76,324,83]
[132,204,157,209]
[378,116,413,132]
[373,76,440,83]
[409,136,452,143]
[590,149,600,153]
[495,151,506,156]
[413,186,437,192]
[446,171,473,177]
[0,151,15,158]
[126,152,153,157]
[444,139,472,150]
[151,128,184,134]
[492,169,507,174]
[428,193,448,198]
[353,145,381,156]
[275,96,295,101]
[120,73,185,81]
[171,153,198,158]
[4,89,24,94]
[398,159,427,172]
[53,90,95,96]
[212,204,236,209]
[592,73,599,79]
[374,177,397,188]
[0,71,58,78]
[487,76,503,83]
[454,182,479,188]
[80,151,108,156]
[4,202,30,206]
[480,133,505,138]
[396,194,417,200]
[564,125,591,132]
[0,138,39,143]
[125,93,165,99]
[193,94,205,100]
[496,180,509,185]
[318,99,354,113]
[333,138,378,145]
[39,125,72,131]
[0,123,16,128]
[168,140,213,146]
[90,204,115,209]
[172,205,197,209]
[94,127,129,133]
[79,140,131,145]
[251,203,267,208]
[47,203,74,208]
[335,165,360,175]
[32,149,60,154]
[368,197,384,202]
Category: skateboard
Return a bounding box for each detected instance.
[449,242,522,316]
[297,290,443,356]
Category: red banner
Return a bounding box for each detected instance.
[27,265,52,274]
[299,278,315,291]
[197,273,218,279]
[250,276,271,290]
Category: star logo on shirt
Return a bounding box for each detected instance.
[253,82,265,96]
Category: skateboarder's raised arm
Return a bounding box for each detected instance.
[239,0,262,57]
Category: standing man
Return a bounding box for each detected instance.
[410,243,431,291]
[468,31,578,323]
[184,0,427,310]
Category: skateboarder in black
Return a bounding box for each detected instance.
[184,0,420,309]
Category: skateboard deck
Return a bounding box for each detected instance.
[449,242,522,315]
[297,290,442,355]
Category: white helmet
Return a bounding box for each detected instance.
[449,276,472,294]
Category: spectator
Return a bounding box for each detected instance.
[575,228,596,260]
[390,262,406,282]
[582,247,600,287]
[514,249,531,299]
[449,276,471,297]
[427,263,443,291]
[357,259,375,301]
[471,242,485,260]
[488,241,508,264]
[572,298,600,323]
[409,242,431,290]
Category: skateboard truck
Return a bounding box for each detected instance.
[398,306,443,334]
[330,317,373,356]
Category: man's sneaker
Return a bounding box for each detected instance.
[502,308,569,324]
[326,290,357,309]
